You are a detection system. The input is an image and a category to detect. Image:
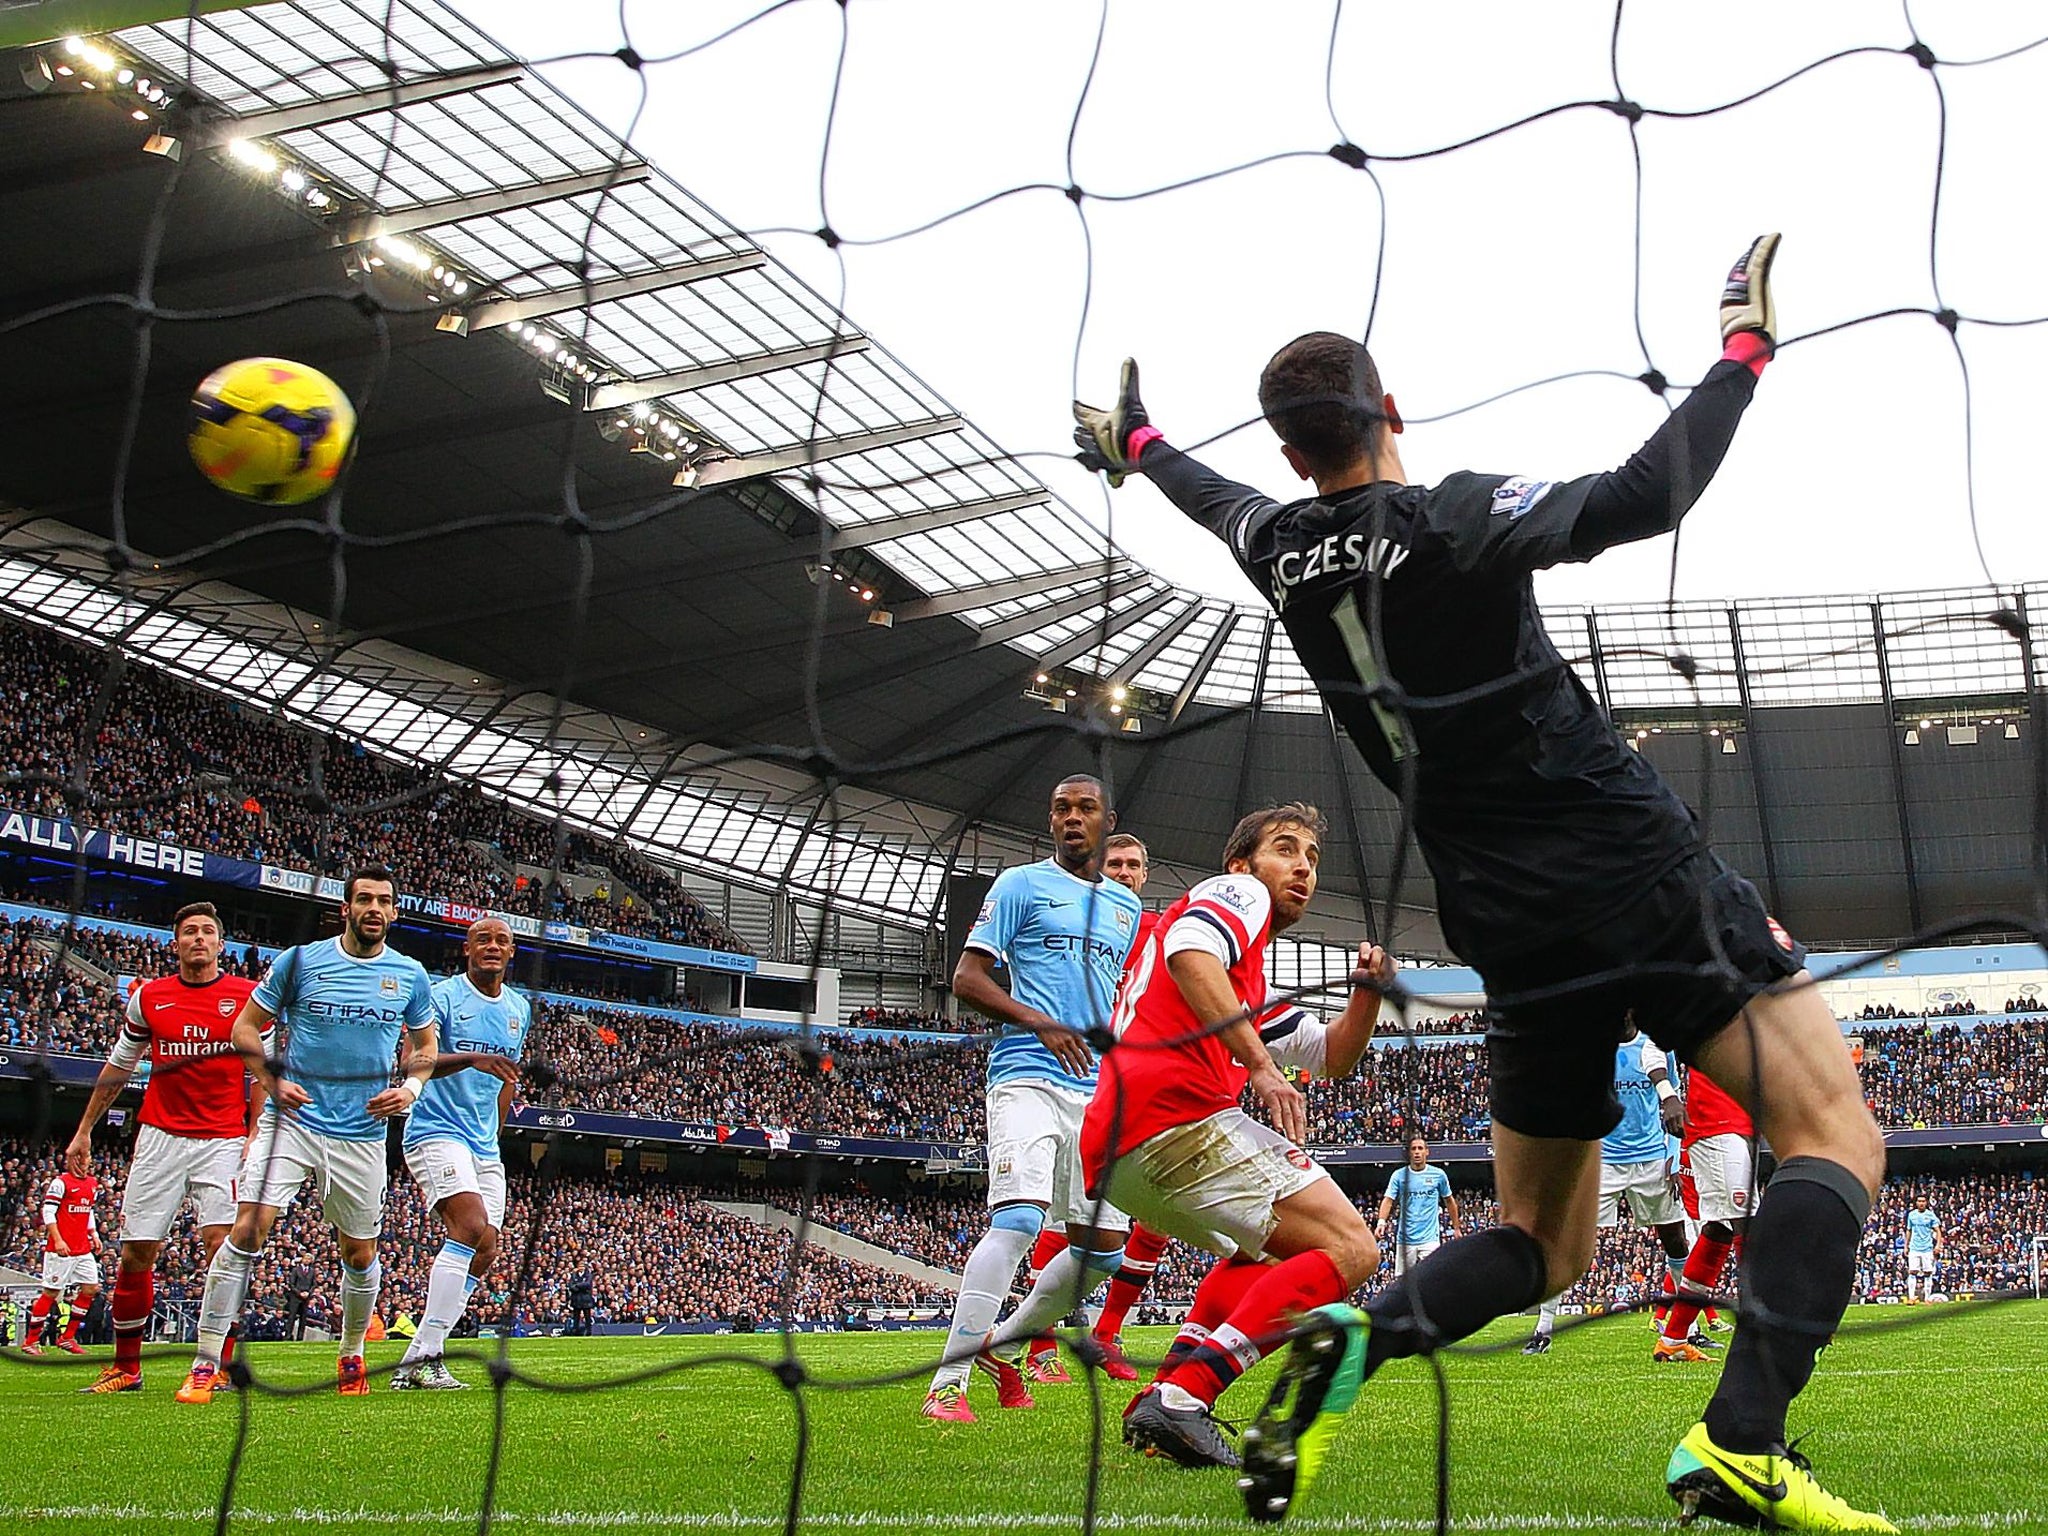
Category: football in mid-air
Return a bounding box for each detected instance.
[187,356,356,505]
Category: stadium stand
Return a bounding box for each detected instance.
[0,620,747,954]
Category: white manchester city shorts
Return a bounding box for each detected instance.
[1598,1157,1682,1229]
[238,1114,387,1240]
[985,1078,1130,1232]
[1103,1107,1328,1261]
[1394,1238,1441,1277]
[39,1251,101,1291]
[1688,1133,1758,1226]
[405,1138,508,1228]
[1907,1250,1936,1275]
[121,1124,243,1241]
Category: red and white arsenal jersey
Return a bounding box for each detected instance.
[119,973,259,1139]
[41,1171,98,1252]
[1682,1064,1753,1147]
[1083,874,1279,1183]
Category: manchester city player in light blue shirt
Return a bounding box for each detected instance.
[395,916,528,1389]
[1527,1019,1692,1356]
[924,773,1143,1419]
[180,866,436,1402]
[1903,1193,1943,1302]
[1377,1135,1460,1276]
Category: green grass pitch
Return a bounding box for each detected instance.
[0,1303,2042,1533]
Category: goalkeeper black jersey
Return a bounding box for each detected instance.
[1138,358,1760,970]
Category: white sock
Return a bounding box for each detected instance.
[987,1245,1121,1353]
[1534,1297,1558,1337]
[339,1259,381,1358]
[195,1241,257,1367]
[930,1221,1035,1391]
[404,1241,479,1363]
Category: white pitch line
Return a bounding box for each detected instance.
[0,1508,2034,1532]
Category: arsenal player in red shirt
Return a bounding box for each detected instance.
[21,1162,102,1354]
[1079,803,1392,1469]
[1657,1064,1757,1353]
[66,902,260,1393]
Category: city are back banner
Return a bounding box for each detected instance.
[0,807,753,974]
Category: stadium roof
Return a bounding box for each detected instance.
[0,0,2043,953]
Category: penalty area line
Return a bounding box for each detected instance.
[0,1509,2038,1532]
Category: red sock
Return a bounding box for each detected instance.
[1654,1268,1676,1321]
[1156,1256,1265,1381]
[26,1294,53,1344]
[1094,1224,1171,1343]
[1660,1234,1732,1343]
[1025,1230,1068,1360]
[1163,1250,1346,1407]
[220,1328,237,1367]
[60,1297,88,1343]
[113,1268,153,1375]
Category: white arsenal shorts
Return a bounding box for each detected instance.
[120,1124,243,1241]
[1687,1133,1758,1226]
[1103,1107,1328,1261]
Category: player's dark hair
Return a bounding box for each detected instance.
[1052,773,1111,813]
[342,864,399,904]
[172,900,223,934]
[1259,332,1387,477]
[1223,802,1328,866]
[1104,832,1147,859]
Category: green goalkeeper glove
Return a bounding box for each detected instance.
[1719,232,1780,346]
[1072,358,1154,488]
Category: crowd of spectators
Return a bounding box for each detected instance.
[843,1006,962,1035]
[8,1129,2044,1335]
[0,620,746,954]
[1375,1009,1484,1037]
[1856,1020,2048,1128]
[1,1136,950,1331]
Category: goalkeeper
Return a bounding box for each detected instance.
[1075,237,1894,1533]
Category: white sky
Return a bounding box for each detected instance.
[479,0,2048,615]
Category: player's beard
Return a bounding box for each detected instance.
[346,914,387,954]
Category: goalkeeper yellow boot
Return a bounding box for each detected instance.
[1666,1422,1897,1531]
[1239,1303,1367,1524]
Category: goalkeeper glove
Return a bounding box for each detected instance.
[1719,233,1779,373]
[1072,358,1159,488]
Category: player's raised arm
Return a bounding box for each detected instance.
[1074,358,1282,550]
[1317,942,1395,1080]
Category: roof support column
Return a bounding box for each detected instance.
[1870,600,1924,934]
[1726,606,1783,916]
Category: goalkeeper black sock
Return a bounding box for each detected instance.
[1361,1225,1547,1379]
[1702,1157,1868,1454]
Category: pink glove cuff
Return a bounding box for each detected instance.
[1125,425,1164,460]
[1721,331,1772,378]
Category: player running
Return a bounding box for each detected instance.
[921,775,1142,1423]
[1075,235,1895,1530]
[1525,1020,1691,1358]
[20,1160,101,1356]
[65,902,258,1392]
[176,866,436,1403]
[1376,1136,1458,1280]
[1656,1063,1754,1353]
[1080,803,1392,1471]
[1903,1194,1942,1303]
[392,916,527,1390]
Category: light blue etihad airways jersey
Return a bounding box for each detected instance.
[1602,1034,1670,1165]
[1385,1163,1453,1245]
[405,974,530,1161]
[254,937,435,1142]
[967,859,1142,1093]
[1906,1208,1940,1254]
